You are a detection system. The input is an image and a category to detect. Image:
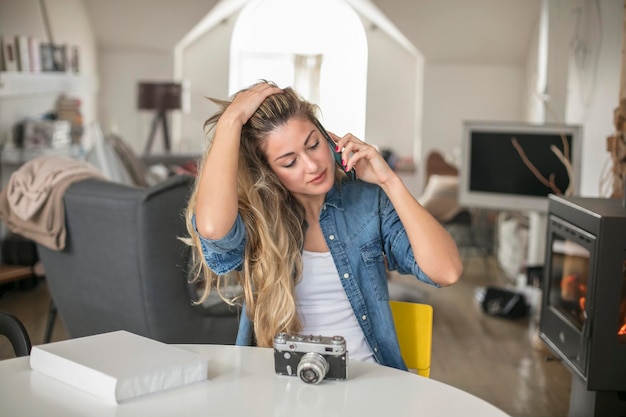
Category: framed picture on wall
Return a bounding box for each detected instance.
[51,45,65,71]
[70,45,79,73]
[40,43,55,71]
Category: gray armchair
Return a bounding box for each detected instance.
[36,174,239,344]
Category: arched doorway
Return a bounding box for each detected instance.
[230,0,368,138]
[175,0,422,165]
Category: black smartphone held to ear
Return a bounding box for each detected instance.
[313,119,356,181]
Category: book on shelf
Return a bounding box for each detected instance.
[1,35,18,72]
[28,37,41,72]
[16,36,30,72]
[22,119,71,149]
[29,330,210,403]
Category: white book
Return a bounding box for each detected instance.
[29,330,210,403]
[16,35,30,72]
[28,36,41,72]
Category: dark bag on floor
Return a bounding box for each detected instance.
[480,286,528,319]
[1,234,39,266]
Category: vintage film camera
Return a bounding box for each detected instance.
[273,333,348,384]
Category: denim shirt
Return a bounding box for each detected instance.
[195,180,439,371]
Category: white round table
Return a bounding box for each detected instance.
[0,344,510,416]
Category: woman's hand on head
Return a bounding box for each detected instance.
[329,132,397,185]
[220,82,283,128]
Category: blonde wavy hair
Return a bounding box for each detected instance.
[184,82,340,347]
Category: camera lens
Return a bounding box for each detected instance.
[297,353,329,384]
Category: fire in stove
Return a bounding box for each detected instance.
[559,272,588,324]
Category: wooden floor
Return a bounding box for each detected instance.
[0,253,572,416]
[389,254,572,417]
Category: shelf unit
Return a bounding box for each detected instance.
[0,72,97,98]
[0,144,85,165]
[0,72,97,265]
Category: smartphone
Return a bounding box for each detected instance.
[313,119,356,181]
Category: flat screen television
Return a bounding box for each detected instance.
[459,121,582,212]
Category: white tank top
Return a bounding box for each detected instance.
[296,250,375,363]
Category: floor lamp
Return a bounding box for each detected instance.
[137,82,182,155]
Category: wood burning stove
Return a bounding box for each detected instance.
[540,194,626,417]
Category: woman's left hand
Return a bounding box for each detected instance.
[329,132,397,186]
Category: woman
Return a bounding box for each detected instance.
[185,81,462,370]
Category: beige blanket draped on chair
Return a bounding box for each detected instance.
[0,155,104,250]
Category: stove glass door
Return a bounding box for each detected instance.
[547,237,590,331]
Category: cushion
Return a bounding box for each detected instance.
[107,134,149,187]
[85,134,135,186]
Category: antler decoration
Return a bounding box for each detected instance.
[607,98,626,200]
[510,133,574,196]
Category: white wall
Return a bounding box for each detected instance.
[544,0,573,123]
[0,0,46,39]
[98,49,174,153]
[524,13,541,123]
[421,64,525,187]
[565,0,623,197]
[364,19,422,160]
[177,16,236,153]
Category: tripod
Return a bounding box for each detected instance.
[143,109,171,155]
